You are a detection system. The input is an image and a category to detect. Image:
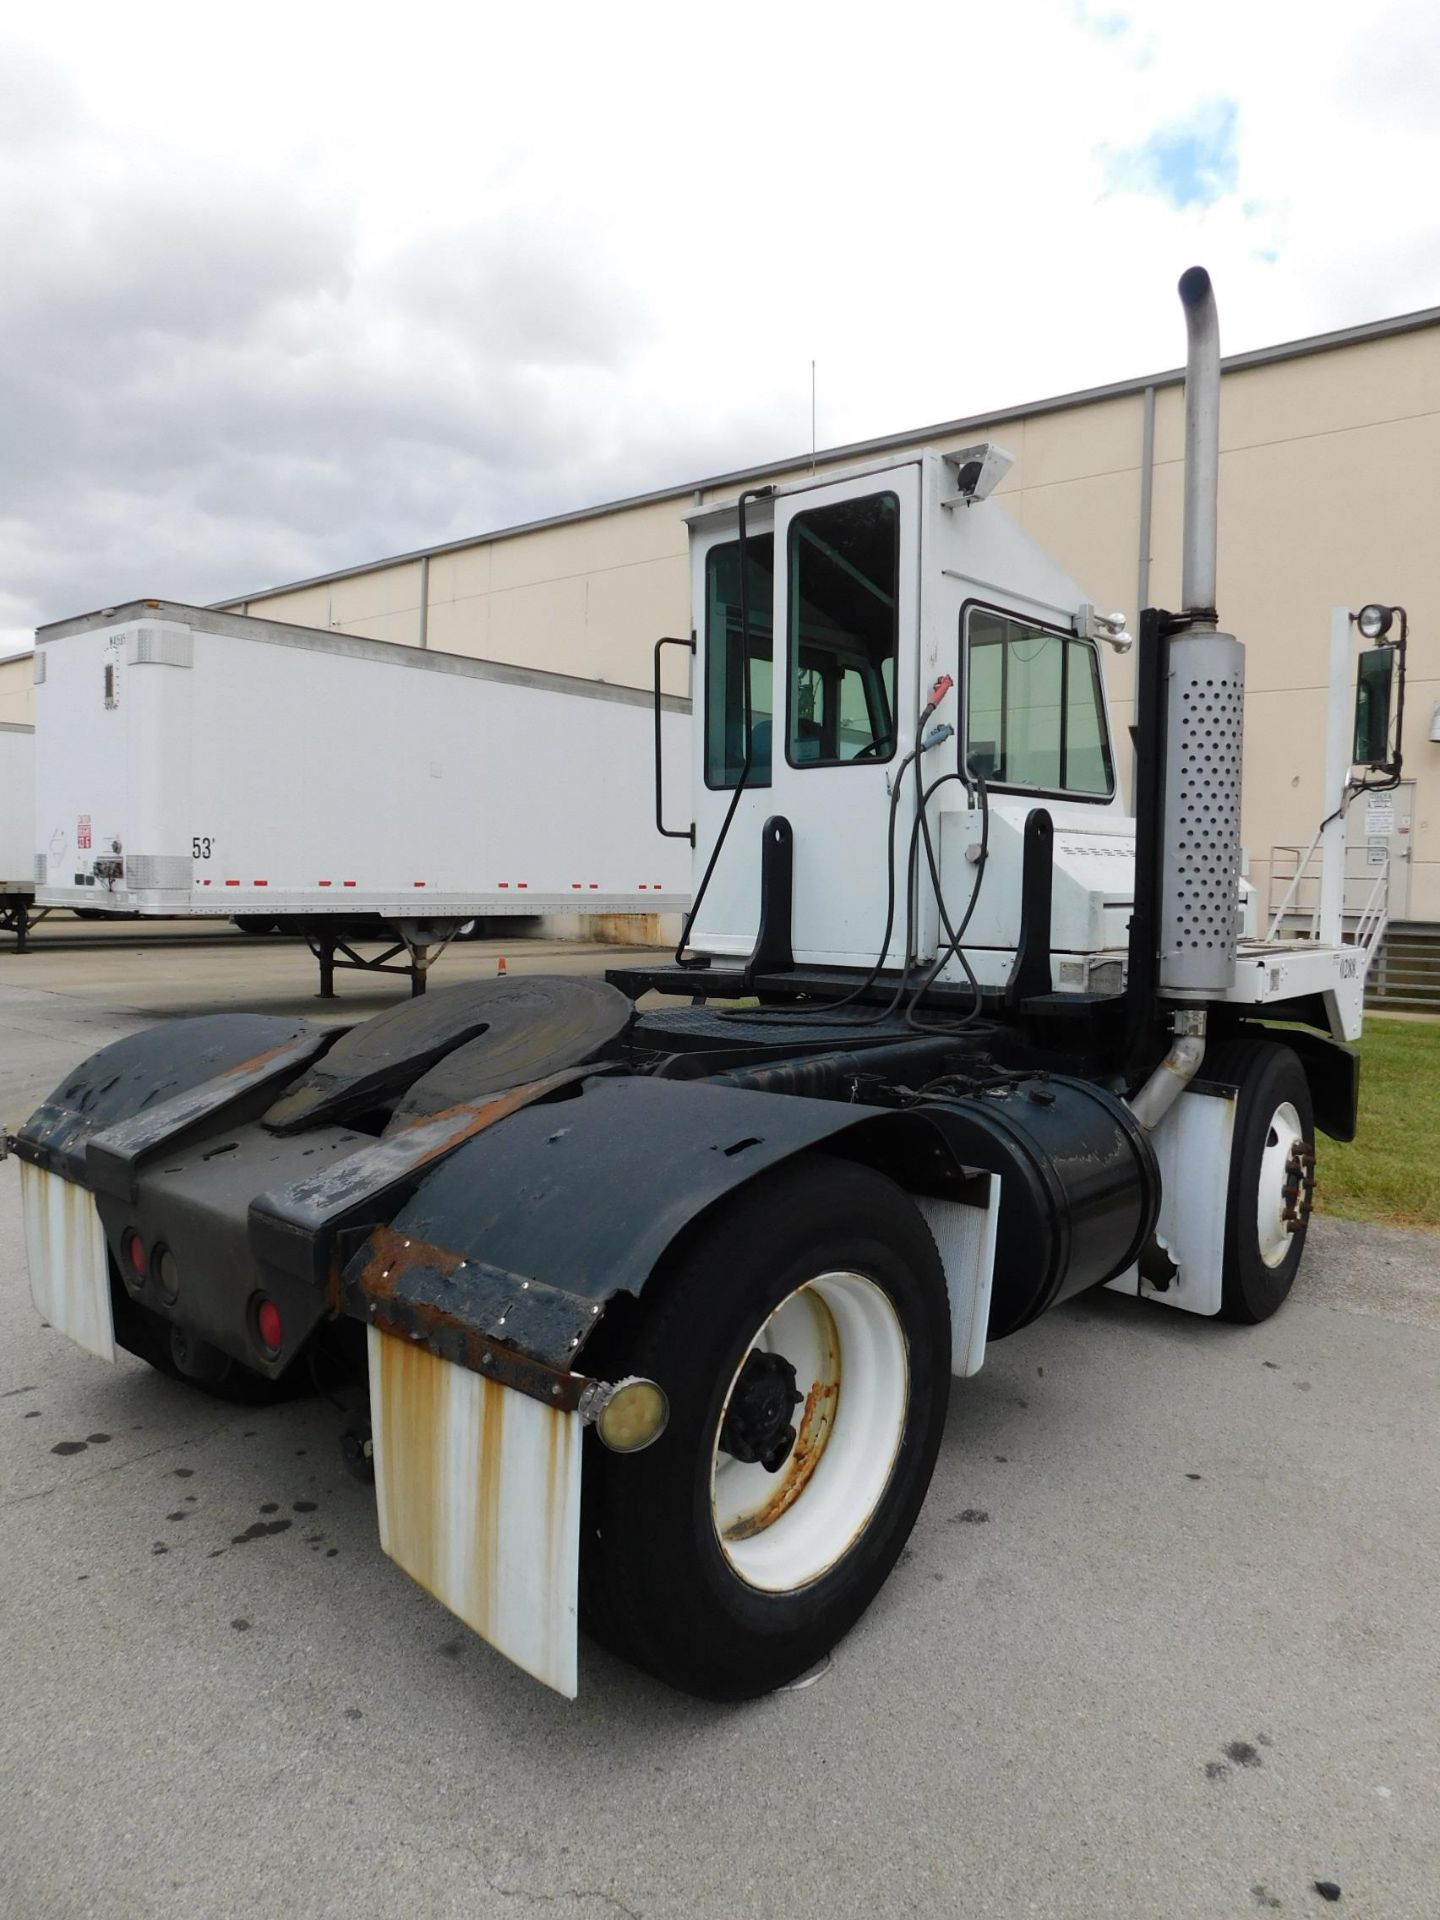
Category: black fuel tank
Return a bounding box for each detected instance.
[923,1076,1159,1339]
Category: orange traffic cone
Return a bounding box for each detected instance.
[497,956,507,977]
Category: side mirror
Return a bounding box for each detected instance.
[1350,603,1407,779]
[1353,646,1396,768]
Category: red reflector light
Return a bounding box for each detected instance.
[256,1298,283,1354]
[125,1232,147,1277]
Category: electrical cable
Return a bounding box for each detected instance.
[719,673,956,1026]
[905,767,994,1033]
[719,745,920,1024]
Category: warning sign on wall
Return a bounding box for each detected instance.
[1365,797,1395,837]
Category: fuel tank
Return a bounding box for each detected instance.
[922,1075,1160,1339]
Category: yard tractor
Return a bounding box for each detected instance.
[7,269,1404,1699]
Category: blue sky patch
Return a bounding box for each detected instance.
[1104,100,1239,210]
[1074,2,1130,36]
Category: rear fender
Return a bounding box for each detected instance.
[342,1074,982,1376]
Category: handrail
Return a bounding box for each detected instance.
[653,635,696,846]
[1353,866,1389,971]
[1266,827,1327,941]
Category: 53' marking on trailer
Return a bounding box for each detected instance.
[192,837,213,860]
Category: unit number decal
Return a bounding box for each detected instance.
[192,837,213,860]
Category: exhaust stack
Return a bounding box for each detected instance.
[1178,266,1220,628]
[1157,267,1245,995]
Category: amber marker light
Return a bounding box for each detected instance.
[581,1377,670,1453]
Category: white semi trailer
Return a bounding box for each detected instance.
[0,720,36,949]
[31,604,691,990]
[7,270,1408,1702]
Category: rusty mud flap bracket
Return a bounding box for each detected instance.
[343,1223,594,1412]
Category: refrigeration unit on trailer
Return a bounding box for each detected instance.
[1,720,36,949]
[7,270,1408,1702]
[31,606,691,991]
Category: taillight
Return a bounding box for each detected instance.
[125,1231,147,1278]
[255,1297,283,1356]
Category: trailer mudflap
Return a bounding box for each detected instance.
[19,1159,114,1363]
[367,1325,582,1697]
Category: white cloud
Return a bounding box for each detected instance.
[0,0,1436,633]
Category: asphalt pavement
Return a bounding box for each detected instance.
[1,933,1437,1920]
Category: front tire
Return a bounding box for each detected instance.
[1217,1040,1315,1324]
[583,1154,950,1700]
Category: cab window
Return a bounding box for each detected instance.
[964,607,1114,797]
[704,534,774,788]
[786,492,899,767]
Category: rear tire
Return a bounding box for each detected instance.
[233,916,279,936]
[583,1154,950,1700]
[1216,1041,1315,1324]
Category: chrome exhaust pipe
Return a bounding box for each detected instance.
[1178,265,1220,630]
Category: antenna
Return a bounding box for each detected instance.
[810,360,816,473]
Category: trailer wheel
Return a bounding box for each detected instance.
[584,1154,949,1700]
[1218,1041,1315,1324]
[233,916,279,936]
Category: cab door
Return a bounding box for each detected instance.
[768,464,921,965]
[686,507,779,956]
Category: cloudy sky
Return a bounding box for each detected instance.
[2,0,1436,655]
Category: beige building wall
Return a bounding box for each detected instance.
[226,319,1440,927]
[0,653,34,727]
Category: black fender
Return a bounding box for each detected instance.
[342,1074,943,1371]
[1230,1024,1359,1143]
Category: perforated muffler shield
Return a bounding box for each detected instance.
[1160,633,1245,992]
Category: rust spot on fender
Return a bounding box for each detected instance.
[218,1037,309,1081]
[358,1226,465,1303]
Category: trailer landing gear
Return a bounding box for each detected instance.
[307,917,468,999]
[583,1153,949,1700]
[1,897,44,952]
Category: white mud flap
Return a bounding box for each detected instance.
[367,1326,582,1697]
[914,1175,1000,1378]
[1107,1088,1236,1315]
[19,1161,115,1363]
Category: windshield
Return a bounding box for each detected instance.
[964,607,1114,797]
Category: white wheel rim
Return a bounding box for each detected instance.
[710,1270,909,1594]
[1256,1099,1305,1268]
